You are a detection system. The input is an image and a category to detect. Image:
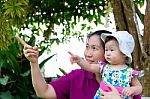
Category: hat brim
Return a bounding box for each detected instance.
[101,33,119,42]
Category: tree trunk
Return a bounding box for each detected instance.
[142,0,150,96]
[109,0,127,30]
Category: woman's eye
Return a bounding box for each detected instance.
[86,45,90,50]
[92,47,97,50]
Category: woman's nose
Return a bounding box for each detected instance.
[85,49,92,57]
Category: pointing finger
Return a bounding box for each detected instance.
[15,35,27,46]
[68,51,74,56]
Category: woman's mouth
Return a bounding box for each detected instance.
[86,60,95,64]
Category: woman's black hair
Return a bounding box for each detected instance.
[87,30,112,49]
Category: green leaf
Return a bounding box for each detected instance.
[0,76,9,85]
[39,54,56,68]
[59,68,67,75]
[81,24,86,30]
[20,70,30,77]
[0,59,5,68]
[0,91,12,99]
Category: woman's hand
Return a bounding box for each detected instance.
[122,87,134,97]
[23,45,39,63]
[16,35,39,63]
[100,84,122,99]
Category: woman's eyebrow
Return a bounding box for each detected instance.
[92,44,102,48]
[86,43,102,48]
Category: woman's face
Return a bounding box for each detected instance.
[84,35,105,64]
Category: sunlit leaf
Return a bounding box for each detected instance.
[0,76,9,85]
[20,70,30,77]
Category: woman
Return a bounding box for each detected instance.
[22,30,112,99]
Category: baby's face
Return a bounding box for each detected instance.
[105,39,126,65]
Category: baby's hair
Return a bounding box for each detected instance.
[105,36,117,44]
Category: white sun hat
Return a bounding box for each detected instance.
[101,31,135,64]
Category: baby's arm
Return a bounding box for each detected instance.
[122,77,142,96]
[68,52,100,73]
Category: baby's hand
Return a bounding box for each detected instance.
[122,87,134,97]
[68,52,81,64]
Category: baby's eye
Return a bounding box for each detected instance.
[111,49,114,51]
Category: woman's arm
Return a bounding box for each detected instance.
[130,77,143,95]
[30,62,57,98]
[122,77,142,96]
[16,34,58,99]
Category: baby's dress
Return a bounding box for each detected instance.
[94,62,140,99]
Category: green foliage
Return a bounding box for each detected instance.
[59,68,67,75]
[3,0,29,26]
[0,0,147,50]
[0,11,12,50]
[0,0,29,50]
[39,54,56,68]
[0,76,9,85]
[20,0,108,46]
[0,34,55,99]
[134,0,145,7]
[0,91,12,99]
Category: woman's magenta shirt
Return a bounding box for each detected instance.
[49,69,99,99]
